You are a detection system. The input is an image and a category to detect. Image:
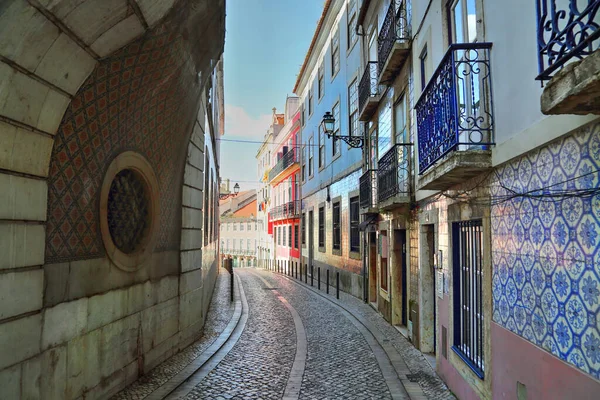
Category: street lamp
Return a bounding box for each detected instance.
[320,111,365,149]
[219,182,240,200]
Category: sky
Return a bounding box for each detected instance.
[219,0,324,192]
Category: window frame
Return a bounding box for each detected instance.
[331,26,340,78]
[318,62,324,99]
[318,205,325,251]
[420,46,428,91]
[308,87,314,116]
[347,0,358,51]
[301,213,306,246]
[288,224,293,248]
[348,78,358,139]
[349,196,360,254]
[308,136,314,178]
[318,125,325,169]
[452,219,485,379]
[294,224,299,249]
[332,101,341,157]
[332,199,341,254]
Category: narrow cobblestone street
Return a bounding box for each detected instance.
[113,268,454,399]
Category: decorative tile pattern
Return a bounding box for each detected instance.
[492,120,600,379]
[46,20,200,262]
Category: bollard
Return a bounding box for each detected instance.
[296,262,298,279]
[326,270,330,294]
[310,264,313,286]
[318,267,321,290]
[336,272,340,299]
[299,263,302,280]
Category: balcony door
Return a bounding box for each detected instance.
[449,0,490,151]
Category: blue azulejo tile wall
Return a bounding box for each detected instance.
[491,120,600,379]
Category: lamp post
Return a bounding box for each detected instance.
[320,111,365,149]
[219,182,240,200]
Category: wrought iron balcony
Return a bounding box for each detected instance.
[536,0,600,114]
[358,62,382,121]
[268,149,299,184]
[377,0,410,84]
[536,0,599,81]
[415,43,494,189]
[359,169,378,210]
[377,144,411,208]
[269,200,301,221]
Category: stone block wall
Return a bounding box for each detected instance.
[0,1,225,398]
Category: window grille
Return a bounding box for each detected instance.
[452,219,485,378]
[318,206,325,248]
[333,201,341,250]
[350,197,360,252]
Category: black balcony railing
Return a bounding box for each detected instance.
[377,0,410,76]
[269,200,301,221]
[377,144,411,203]
[416,43,495,174]
[268,149,298,182]
[536,0,600,81]
[359,62,381,113]
[359,169,378,209]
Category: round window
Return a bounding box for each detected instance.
[100,152,159,271]
[107,169,150,254]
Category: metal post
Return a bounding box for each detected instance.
[305,263,307,283]
[318,267,321,290]
[326,270,329,294]
[336,272,340,299]
[311,264,314,286]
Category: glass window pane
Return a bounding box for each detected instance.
[452,0,464,43]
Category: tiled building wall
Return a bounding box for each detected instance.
[491,119,600,380]
[302,169,362,295]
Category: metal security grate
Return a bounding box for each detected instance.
[453,219,484,378]
[107,169,149,254]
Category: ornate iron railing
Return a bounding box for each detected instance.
[377,0,410,76]
[268,149,297,182]
[536,0,600,81]
[358,62,381,113]
[377,144,411,203]
[269,200,301,221]
[221,249,255,256]
[359,169,378,209]
[416,43,495,174]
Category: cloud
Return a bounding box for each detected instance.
[224,104,272,139]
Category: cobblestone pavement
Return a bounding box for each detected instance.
[115,267,454,400]
[113,268,235,400]
[185,269,296,399]
[272,271,455,400]
[255,271,393,400]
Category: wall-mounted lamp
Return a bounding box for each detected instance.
[321,111,365,149]
[219,183,240,200]
[326,186,331,203]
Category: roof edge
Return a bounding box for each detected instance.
[292,0,333,94]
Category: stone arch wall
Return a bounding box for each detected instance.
[0,0,225,397]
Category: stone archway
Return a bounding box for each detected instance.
[0,1,225,398]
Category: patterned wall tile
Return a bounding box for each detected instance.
[492,120,600,379]
[46,20,201,263]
